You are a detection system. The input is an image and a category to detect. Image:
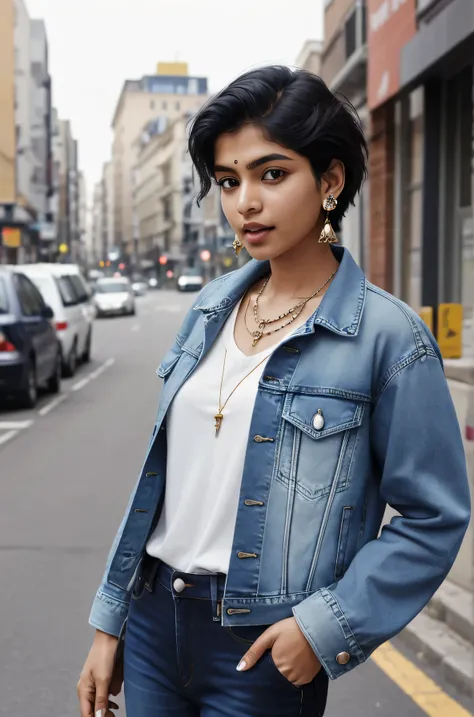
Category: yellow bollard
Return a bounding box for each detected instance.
[418,307,434,333]
[437,303,463,359]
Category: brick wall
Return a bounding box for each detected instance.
[369,104,395,291]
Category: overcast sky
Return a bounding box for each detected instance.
[26,0,323,196]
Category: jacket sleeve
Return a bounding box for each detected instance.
[292,353,470,679]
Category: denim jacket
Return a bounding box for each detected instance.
[89,247,470,680]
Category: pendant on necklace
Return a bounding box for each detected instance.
[214,412,224,436]
[252,330,263,347]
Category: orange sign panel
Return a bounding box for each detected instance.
[2,228,21,248]
[367,0,417,110]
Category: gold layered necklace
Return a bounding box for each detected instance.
[214,348,271,436]
[246,271,337,347]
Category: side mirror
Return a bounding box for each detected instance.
[42,305,54,320]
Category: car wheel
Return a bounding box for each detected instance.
[82,330,92,363]
[19,360,38,409]
[47,350,62,394]
[63,341,77,378]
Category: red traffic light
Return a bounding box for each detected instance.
[159,255,168,266]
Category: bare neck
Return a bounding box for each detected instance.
[265,241,340,301]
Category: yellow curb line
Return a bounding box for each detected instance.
[371,642,472,717]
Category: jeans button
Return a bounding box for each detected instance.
[173,578,186,593]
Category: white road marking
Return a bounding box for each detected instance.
[70,358,115,391]
[0,420,34,430]
[0,429,19,446]
[38,394,68,417]
[71,377,90,392]
[88,357,115,380]
[131,324,140,332]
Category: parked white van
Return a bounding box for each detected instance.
[10,264,94,377]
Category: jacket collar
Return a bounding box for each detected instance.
[194,246,366,338]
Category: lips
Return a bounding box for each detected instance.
[243,224,275,243]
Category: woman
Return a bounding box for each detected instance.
[78,66,470,717]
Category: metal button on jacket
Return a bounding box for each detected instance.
[336,651,351,665]
[173,578,186,593]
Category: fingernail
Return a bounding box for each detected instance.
[236,660,247,671]
[95,710,105,717]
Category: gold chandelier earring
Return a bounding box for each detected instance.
[233,234,243,256]
[318,194,338,244]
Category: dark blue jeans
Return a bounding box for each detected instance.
[124,556,328,716]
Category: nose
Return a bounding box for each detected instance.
[236,181,262,216]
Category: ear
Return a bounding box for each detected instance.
[320,160,345,201]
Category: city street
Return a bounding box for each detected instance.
[0,290,469,717]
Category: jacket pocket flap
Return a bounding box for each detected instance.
[282,393,364,440]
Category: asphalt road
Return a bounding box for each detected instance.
[0,290,465,716]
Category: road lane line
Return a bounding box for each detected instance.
[372,642,470,717]
[71,377,90,392]
[0,420,34,430]
[0,430,19,446]
[38,394,68,417]
[88,357,115,380]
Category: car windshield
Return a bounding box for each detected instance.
[96,282,129,294]
[0,277,9,313]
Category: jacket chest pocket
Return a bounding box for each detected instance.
[277,393,365,500]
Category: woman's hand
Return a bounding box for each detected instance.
[77,630,122,717]
[236,617,322,687]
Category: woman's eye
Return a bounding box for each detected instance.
[262,168,285,181]
[217,177,238,189]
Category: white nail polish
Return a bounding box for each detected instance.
[236,660,247,671]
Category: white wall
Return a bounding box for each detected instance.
[14,0,34,205]
[29,19,49,218]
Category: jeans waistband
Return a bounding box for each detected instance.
[140,554,227,622]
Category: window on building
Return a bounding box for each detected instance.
[394,87,424,311]
[150,100,155,110]
[439,67,474,356]
[162,101,167,110]
[176,101,181,111]
[345,9,357,59]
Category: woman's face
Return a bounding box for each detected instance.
[214,124,333,261]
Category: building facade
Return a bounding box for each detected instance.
[0,0,54,263]
[52,117,81,263]
[367,0,474,359]
[111,63,208,260]
[91,181,104,267]
[320,0,369,270]
[132,112,222,280]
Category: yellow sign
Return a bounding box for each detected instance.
[223,257,233,267]
[438,303,463,359]
[59,243,69,254]
[418,306,433,332]
[157,62,188,76]
[2,228,21,248]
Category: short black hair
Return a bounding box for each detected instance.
[188,65,368,228]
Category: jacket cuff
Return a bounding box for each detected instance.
[292,587,366,680]
[88,590,129,638]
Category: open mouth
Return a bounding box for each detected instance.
[244,226,275,242]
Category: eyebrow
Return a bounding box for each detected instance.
[214,153,293,174]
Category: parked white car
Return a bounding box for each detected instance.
[93,277,136,317]
[10,263,94,377]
